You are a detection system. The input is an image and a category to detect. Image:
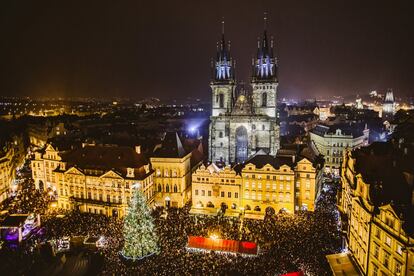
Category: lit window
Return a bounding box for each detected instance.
[385,236,391,246]
[396,244,403,255]
[285,194,290,202]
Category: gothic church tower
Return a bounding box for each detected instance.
[209,17,280,164]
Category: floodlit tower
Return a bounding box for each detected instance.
[251,13,278,118]
[383,88,396,117]
[211,20,236,117]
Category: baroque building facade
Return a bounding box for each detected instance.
[151,132,204,208]
[339,141,414,275]
[309,123,369,175]
[191,146,323,218]
[209,21,280,164]
[31,143,154,217]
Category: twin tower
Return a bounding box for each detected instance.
[209,18,280,164]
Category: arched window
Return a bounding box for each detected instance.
[231,203,237,209]
[219,94,224,108]
[261,92,267,107]
[219,131,223,138]
[158,184,162,192]
[166,185,170,193]
[173,184,178,193]
[245,205,251,211]
[235,126,248,163]
[254,206,261,212]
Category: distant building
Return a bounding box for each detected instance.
[32,144,153,217]
[191,146,323,218]
[339,141,414,276]
[309,123,369,174]
[355,97,363,109]
[208,20,280,164]
[28,121,67,148]
[151,132,204,208]
[382,89,396,119]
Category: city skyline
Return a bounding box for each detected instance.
[0,1,413,100]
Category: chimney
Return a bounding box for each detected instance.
[292,155,296,164]
[135,145,141,154]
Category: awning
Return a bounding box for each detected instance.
[326,252,362,276]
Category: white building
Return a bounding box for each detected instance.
[309,123,369,175]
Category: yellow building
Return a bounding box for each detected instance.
[339,142,414,276]
[0,148,14,203]
[151,132,204,208]
[191,149,323,218]
[32,144,63,192]
[191,163,243,216]
[32,143,154,217]
[0,137,25,203]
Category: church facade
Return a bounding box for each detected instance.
[209,22,280,164]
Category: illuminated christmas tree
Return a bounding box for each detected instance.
[121,186,159,259]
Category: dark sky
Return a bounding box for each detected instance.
[0,0,413,101]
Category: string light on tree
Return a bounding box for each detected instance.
[121,183,159,260]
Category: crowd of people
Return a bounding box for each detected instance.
[0,171,342,275]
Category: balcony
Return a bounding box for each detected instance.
[69,196,123,207]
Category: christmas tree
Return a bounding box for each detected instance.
[121,186,159,259]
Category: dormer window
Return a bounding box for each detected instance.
[127,168,134,178]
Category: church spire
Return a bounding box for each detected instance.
[252,13,277,82]
[212,18,234,83]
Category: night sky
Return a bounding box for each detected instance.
[0,0,413,100]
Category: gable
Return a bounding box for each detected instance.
[45,144,56,152]
[64,167,84,176]
[100,170,123,179]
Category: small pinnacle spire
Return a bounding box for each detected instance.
[221,17,225,35]
[264,12,267,31]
